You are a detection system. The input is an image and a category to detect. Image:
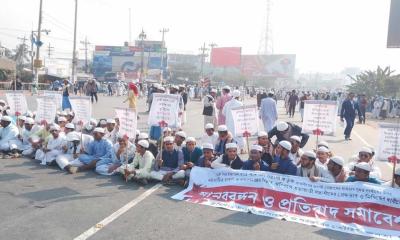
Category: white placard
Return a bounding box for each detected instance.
[35,96,57,124]
[115,108,137,139]
[230,105,259,137]
[5,91,28,115]
[377,123,400,161]
[302,100,338,136]
[42,90,62,109]
[69,96,92,125]
[148,93,180,128]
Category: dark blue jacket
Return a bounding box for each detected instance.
[341,99,356,119]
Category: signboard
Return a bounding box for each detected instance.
[5,91,28,115]
[35,96,57,124]
[42,90,62,109]
[148,93,180,128]
[230,105,259,137]
[241,54,296,78]
[302,100,338,136]
[114,108,137,139]
[69,96,92,125]
[387,0,400,48]
[173,167,400,239]
[210,47,242,67]
[377,123,400,162]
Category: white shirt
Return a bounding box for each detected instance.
[201,132,219,147]
[46,135,66,151]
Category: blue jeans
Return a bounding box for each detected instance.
[344,117,355,138]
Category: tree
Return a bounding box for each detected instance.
[347,66,400,98]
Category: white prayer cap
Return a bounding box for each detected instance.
[66,132,80,141]
[279,140,292,151]
[84,123,93,131]
[330,156,345,167]
[106,118,116,124]
[359,147,373,155]
[1,115,12,122]
[355,162,371,172]
[222,85,231,91]
[0,99,6,104]
[276,121,289,131]
[65,123,75,129]
[170,85,178,90]
[225,142,238,150]
[25,111,33,118]
[59,111,67,116]
[175,131,187,139]
[99,119,107,125]
[163,127,172,132]
[317,146,330,153]
[24,117,35,125]
[90,118,98,126]
[186,137,196,143]
[58,116,67,122]
[50,124,61,131]
[5,109,11,116]
[117,132,128,139]
[138,133,149,140]
[268,90,274,95]
[202,143,214,150]
[318,141,329,149]
[93,127,105,134]
[303,150,316,159]
[18,115,26,121]
[217,125,228,132]
[67,111,74,116]
[136,129,141,135]
[251,145,263,152]
[164,136,174,143]
[158,87,166,91]
[205,123,214,130]
[210,89,217,93]
[31,135,40,143]
[395,168,400,176]
[138,140,149,148]
[232,90,240,98]
[290,135,301,143]
[258,131,268,138]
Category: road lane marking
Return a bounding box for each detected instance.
[74,183,162,240]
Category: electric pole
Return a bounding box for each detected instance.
[139,29,146,82]
[30,29,50,73]
[34,0,44,89]
[47,43,54,58]
[159,28,169,79]
[71,0,78,83]
[129,8,132,43]
[80,37,91,73]
[199,42,209,79]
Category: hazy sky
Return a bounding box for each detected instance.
[0,0,399,73]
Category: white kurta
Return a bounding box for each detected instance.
[259,97,278,132]
[35,135,66,165]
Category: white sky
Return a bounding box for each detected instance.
[0,0,399,73]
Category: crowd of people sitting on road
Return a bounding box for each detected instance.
[0,85,398,189]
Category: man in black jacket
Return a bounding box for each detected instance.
[268,121,309,148]
[340,92,356,140]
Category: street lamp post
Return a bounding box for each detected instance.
[139,29,146,82]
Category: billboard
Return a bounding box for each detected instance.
[387,0,400,48]
[93,45,167,79]
[210,47,241,67]
[241,54,296,78]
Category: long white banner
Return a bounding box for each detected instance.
[173,167,400,239]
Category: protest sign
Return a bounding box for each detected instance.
[302,100,338,136]
[5,91,28,115]
[35,96,57,124]
[173,167,400,239]
[69,96,92,125]
[115,108,137,139]
[378,123,400,162]
[230,105,259,138]
[148,93,180,128]
[42,90,62,109]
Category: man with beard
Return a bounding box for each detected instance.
[297,151,334,183]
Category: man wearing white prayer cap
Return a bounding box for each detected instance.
[346,146,382,180]
[327,156,348,183]
[268,141,297,176]
[316,146,330,166]
[259,90,278,132]
[34,124,66,165]
[297,151,334,183]
[257,131,274,166]
[242,145,269,171]
[174,131,186,151]
[289,135,304,165]
[268,121,309,148]
[201,123,219,148]
[345,162,381,184]
[197,143,215,168]
[0,115,19,156]
[211,142,243,170]
[55,132,82,171]
[214,125,236,156]
[384,168,400,188]
[104,118,118,144]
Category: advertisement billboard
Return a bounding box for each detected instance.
[210,47,241,67]
[241,54,296,78]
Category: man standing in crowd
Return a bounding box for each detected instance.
[87,79,98,104]
[259,91,278,132]
[288,90,299,118]
[216,86,232,125]
[340,92,356,141]
[202,89,217,127]
[358,94,368,124]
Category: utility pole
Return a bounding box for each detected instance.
[159,28,169,79]
[47,43,54,58]
[30,29,50,73]
[139,29,146,82]
[71,0,78,83]
[34,0,44,89]
[208,42,217,81]
[129,8,132,43]
[80,37,91,73]
[199,42,209,79]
